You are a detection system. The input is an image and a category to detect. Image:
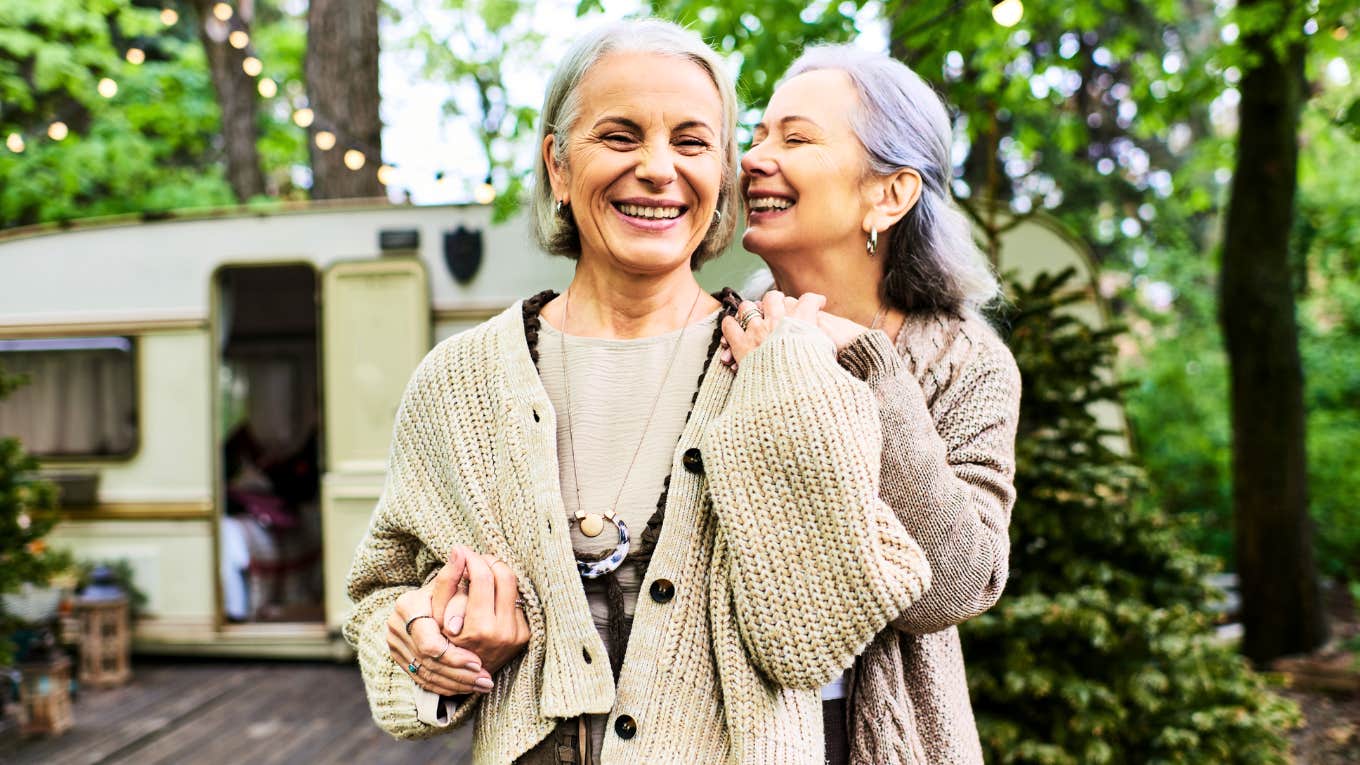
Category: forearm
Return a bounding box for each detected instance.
[706,322,931,688]
[839,329,1018,634]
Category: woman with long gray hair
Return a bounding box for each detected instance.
[726,45,1022,764]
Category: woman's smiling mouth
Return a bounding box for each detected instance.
[611,199,688,229]
[746,194,796,220]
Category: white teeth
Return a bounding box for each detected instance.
[618,203,681,219]
[748,196,793,211]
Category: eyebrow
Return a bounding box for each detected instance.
[754,115,822,132]
[591,116,716,134]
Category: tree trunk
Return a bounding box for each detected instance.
[190,0,265,202]
[1218,0,1326,663]
[304,0,384,200]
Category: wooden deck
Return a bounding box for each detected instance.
[4,660,472,764]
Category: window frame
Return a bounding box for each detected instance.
[0,334,142,462]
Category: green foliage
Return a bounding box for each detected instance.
[0,364,66,666]
[0,0,311,228]
[1120,68,1360,583]
[959,269,1299,763]
[75,558,148,616]
[0,0,236,227]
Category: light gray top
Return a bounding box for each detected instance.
[537,310,720,650]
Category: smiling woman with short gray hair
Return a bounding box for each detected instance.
[344,21,937,765]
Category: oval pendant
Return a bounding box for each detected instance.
[580,513,605,538]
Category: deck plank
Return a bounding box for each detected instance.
[5,661,472,764]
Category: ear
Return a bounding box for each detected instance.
[542,133,570,203]
[860,168,923,236]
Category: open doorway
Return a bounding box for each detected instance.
[215,264,323,624]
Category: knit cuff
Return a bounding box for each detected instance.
[837,330,904,383]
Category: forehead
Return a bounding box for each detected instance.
[575,51,723,124]
[764,69,859,123]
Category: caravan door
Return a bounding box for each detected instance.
[320,258,429,630]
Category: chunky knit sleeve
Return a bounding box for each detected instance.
[839,325,1020,634]
[702,320,932,689]
[342,353,482,739]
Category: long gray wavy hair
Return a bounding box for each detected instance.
[781,45,1000,316]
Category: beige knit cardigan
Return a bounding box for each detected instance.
[838,312,1021,764]
[344,302,934,764]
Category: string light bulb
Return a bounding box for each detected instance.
[991,0,1024,27]
[257,79,277,98]
[376,165,396,186]
[126,48,146,65]
[5,133,24,153]
[160,8,179,26]
[212,3,233,21]
[98,78,118,98]
[48,122,69,141]
[343,149,366,170]
[292,108,314,128]
[229,31,250,49]
[241,57,263,77]
[314,131,336,151]
[474,181,496,205]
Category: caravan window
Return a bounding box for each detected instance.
[0,337,138,458]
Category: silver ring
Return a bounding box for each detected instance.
[407,660,421,674]
[433,639,450,662]
[737,307,763,330]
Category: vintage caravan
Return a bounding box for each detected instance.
[0,201,1104,658]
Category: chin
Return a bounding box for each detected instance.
[741,227,785,259]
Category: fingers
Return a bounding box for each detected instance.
[722,314,757,366]
[461,552,497,635]
[791,292,826,323]
[488,555,519,628]
[444,589,468,637]
[389,640,491,695]
[430,546,468,633]
[760,290,787,327]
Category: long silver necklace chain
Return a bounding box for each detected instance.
[560,286,705,539]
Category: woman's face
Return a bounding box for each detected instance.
[740,69,875,259]
[545,52,724,276]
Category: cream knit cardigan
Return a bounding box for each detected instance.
[344,301,933,764]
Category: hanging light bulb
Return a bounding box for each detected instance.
[160,8,179,26]
[376,164,396,186]
[292,108,315,128]
[5,133,24,153]
[126,48,146,65]
[257,78,278,98]
[48,122,69,141]
[98,78,118,98]
[474,181,496,205]
[991,0,1024,27]
[343,149,366,170]
[241,56,263,77]
[229,30,250,49]
[314,131,337,151]
[212,3,233,21]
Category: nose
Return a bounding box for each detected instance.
[741,140,776,178]
[635,137,677,187]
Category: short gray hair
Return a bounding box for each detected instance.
[783,45,1000,316]
[531,18,740,268]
